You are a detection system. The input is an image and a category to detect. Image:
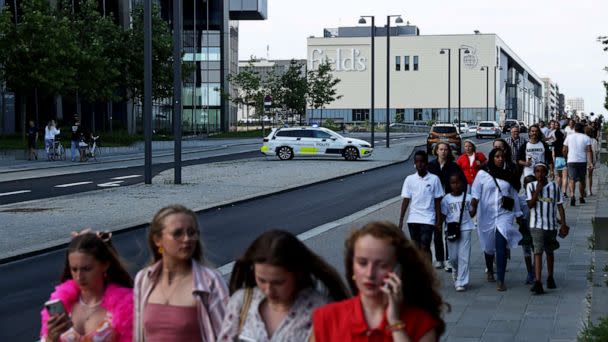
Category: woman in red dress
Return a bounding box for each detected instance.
[312,222,448,342]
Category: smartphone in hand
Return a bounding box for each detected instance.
[44,299,66,316]
[383,264,402,291]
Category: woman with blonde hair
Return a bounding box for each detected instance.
[312,221,447,342]
[219,230,349,341]
[133,205,229,342]
[456,140,486,186]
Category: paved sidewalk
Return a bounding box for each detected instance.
[301,164,608,342]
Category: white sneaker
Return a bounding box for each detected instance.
[433,261,443,269]
[444,260,453,272]
[456,286,466,292]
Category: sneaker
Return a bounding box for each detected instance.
[570,197,576,206]
[444,260,453,273]
[486,272,496,282]
[531,281,545,295]
[525,272,535,285]
[547,276,557,289]
[497,281,507,291]
[580,197,586,204]
[433,261,443,269]
[456,286,466,292]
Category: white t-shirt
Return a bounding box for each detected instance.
[540,126,550,137]
[441,193,474,231]
[522,141,549,177]
[401,172,444,225]
[564,126,575,137]
[563,132,591,163]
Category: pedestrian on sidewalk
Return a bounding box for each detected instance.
[550,120,569,199]
[398,150,444,262]
[312,221,447,341]
[526,163,567,295]
[26,120,38,160]
[44,119,60,158]
[470,148,523,291]
[133,205,229,342]
[518,175,537,285]
[40,231,134,342]
[518,124,554,178]
[439,174,474,292]
[456,140,486,188]
[563,123,593,206]
[428,142,467,272]
[505,126,527,177]
[219,230,348,341]
[584,125,599,196]
[70,117,82,162]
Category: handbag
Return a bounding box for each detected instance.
[237,287,253,334]
[446,186,467,242]
[490,174,515,211]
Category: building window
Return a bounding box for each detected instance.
[432,108,440,121]
[352,109,370,122]
[395,56,401,71]
[413,56,419,71]
[414,108,423,121]
[404,56,410,71]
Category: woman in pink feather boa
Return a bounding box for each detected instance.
[40,231,133,342]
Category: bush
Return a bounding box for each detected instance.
[579,317,608,341]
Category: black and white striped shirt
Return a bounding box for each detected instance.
[526,180,563,230]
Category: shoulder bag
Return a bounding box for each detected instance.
[490,174,515,211]
[446,186,467,242]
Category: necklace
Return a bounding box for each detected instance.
[78,295,102,322]
[159,272,189,305]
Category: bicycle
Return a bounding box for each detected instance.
[80,136,101,162]
[48,139,66,161]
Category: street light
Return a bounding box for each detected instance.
[493,65,503,121]
[480,66,489,121]
[385,14,403,148]
[440,49,451,123]
[359,16,375,148]
[458,48,470,130]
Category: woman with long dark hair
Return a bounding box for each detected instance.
[219,230,348,341]
[312,221,447,341]
[470,148,523,291]
[40,232,133,342]
[133,205,229,342]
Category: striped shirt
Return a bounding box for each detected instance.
[133,259,229,342]
[526,180,563,230]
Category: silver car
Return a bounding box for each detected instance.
[476,121,501,139]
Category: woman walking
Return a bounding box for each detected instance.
[456,140,486,186]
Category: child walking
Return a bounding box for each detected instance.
[518,175,536,284]
[440,174,474,292]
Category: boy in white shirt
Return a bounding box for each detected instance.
[399,150,444,261]
[439,174,473,291]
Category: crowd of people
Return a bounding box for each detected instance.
[39,115,602,342]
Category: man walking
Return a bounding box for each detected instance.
[506,126,527,175]
[563,123,593,206]
[518,124,553,178]
[399,150,445,261]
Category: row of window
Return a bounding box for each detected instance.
[275,129,332,139]
[395,56,419,71]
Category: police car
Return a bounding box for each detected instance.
[261,127,373,161]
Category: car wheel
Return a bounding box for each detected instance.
[343,146,359,161]
[277,146,294,160]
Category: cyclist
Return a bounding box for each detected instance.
[44,120,60,159]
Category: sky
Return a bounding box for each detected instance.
[238,0,608,116]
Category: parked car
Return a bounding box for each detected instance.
[502,119,519,133]
[477,121,502,139]
[261,127,373,161]
[457,123,469,134]
[518,121,527,133]
[427,124,462,155]
[468,125,478,133]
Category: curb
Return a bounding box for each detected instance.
[0,144,423,265]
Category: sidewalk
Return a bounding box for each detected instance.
[301,163,608,341]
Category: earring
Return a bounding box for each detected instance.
[158,246,164,255]
[352,274,356,281]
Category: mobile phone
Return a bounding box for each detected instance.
[383,264,402,291]
[44,299,65,316]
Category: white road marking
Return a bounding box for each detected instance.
[0,190,31,197]
[54,182,93,188]
[111,175,141,180]
[97,181,125,187]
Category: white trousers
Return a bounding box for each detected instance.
[447,230,472,287]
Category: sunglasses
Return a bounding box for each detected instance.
[165,228,199,240]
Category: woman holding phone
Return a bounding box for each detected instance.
[312,221,447,342]
[40,231,133,342]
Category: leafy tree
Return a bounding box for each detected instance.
[307,59,342,125]
[228,59,263,123]
[281,60,307,124]
[601,35,608,111]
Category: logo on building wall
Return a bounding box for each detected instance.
[461,45,478,69]
[309,48,367,72]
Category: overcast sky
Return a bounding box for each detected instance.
[238,0,608,116]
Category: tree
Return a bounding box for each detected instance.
[600,35,608,111]
[281,60,307,124]
[307,59,342,125]
[228,59,263,125]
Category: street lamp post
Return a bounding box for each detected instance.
[385,15,403,148]
[481,66,489,121]
[458,48,470,131]
[493,65,502,121]
[440,49,451,123]
[359,16,375,148]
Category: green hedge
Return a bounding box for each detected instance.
[579,317,608,341]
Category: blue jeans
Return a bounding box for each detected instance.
[495,229,508,283]
[71,140,78,161]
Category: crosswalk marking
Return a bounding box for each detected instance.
[54,182,93,188]
[0,190,31,197]
[111,175,141,180]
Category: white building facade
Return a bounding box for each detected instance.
[541,77,559,121]
[307,27,544,126]
[567,97,585,114]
